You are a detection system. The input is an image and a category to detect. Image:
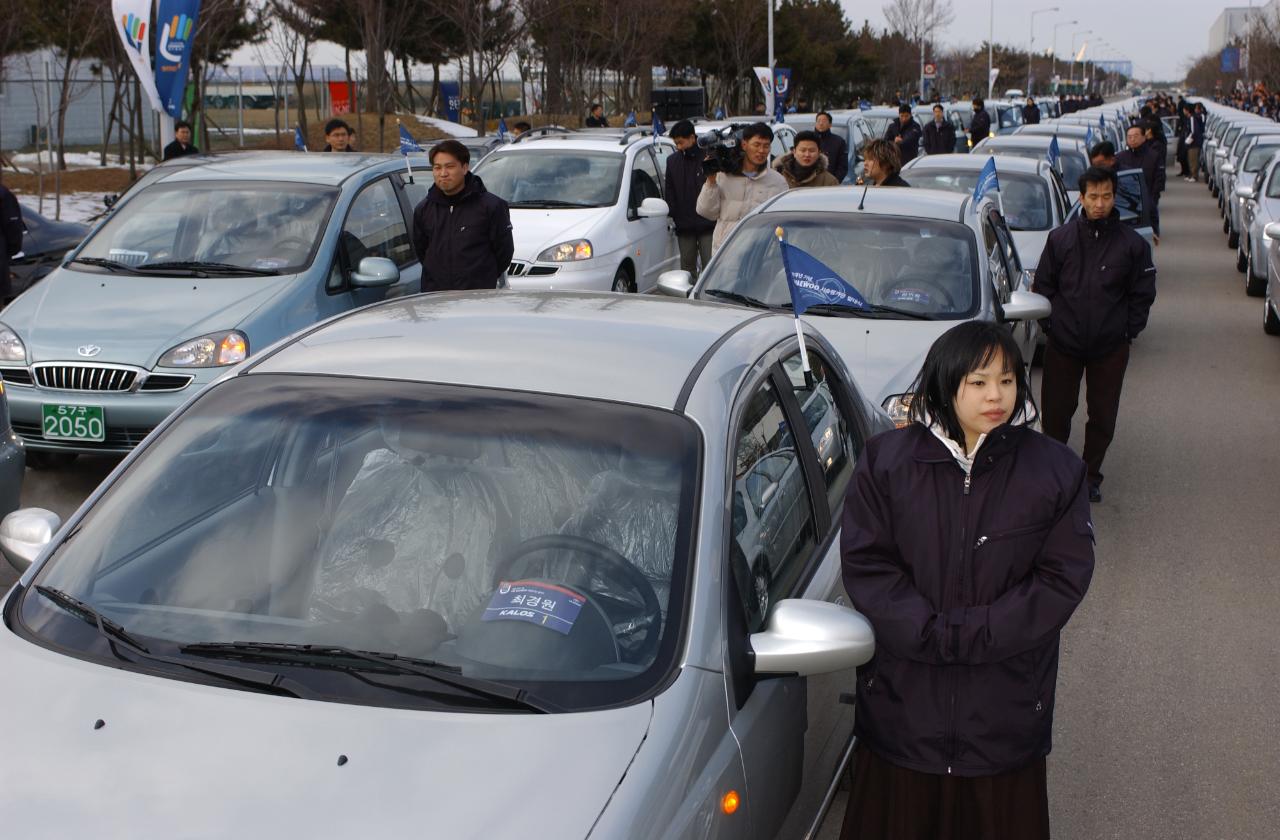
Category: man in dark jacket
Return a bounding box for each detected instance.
[585,103,609,128]
[884,104,922,164]
[814,111,849,182]
[969,99,992,150]
[0,180,22,303]
[162,120,200,161]
[921,103,956,155]
[1186,104,1206,182]
[665,120,715,278]
[411,139,514,293]
[1023,96,1041,125]
[1033,166,1157,502]
[1116,123,1163,240]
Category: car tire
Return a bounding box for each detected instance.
[1265,298,1280,336]
[26,451,78,471]
[1247,265,1268,297]
[611,264,635,294]
[1223,217,1231,234]
[1238,246,1248,273]
[1228,230,1239,250]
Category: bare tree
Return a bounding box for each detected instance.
[883,0,954,99]
[267,0,321,139]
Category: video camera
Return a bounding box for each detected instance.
[698,124,750,175]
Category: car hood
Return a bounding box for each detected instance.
[6,268,302,367]
[509,207,610,261]
[1010,230,1049,273]
[809,316,958,405]
[0,626,651,838]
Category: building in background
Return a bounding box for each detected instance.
[1209,5,1271,53]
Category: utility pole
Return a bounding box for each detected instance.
[767,0,774,112]
[987,0,995,98]
[1052,20,1077,84]
[1029,7,1059,95]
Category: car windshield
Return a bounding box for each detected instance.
[864,116,892,136]
[906,171,1052,230]
[18,374,698,712]
[699,212,978,318]
[986,146,1087,188]
[75,181,336,274]
[997,107,1021,129]
[476,150,623,207]
[1267,166,1280,199]
[1244,144,1280,173]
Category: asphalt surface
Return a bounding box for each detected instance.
[7,173,1280,838]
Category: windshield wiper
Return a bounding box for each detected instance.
[134,261,282,276]
[34,586,313,699]
[180,641,559,713]
[792,302,936,321]
[68,256,137,273]
[507,199,596,208]
[702,288,777,310]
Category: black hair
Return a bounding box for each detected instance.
[932,103,944,111]
[898,103,912,114]
[741,122,774,144]
[324,118,352,135]
[589,102,602,112]
[1090,141,1116,159]
[793,129,821,147]
[816,110,833,121]
[973,98,985,109]
[174,120,192,132]
[429,139,471,165]
[513,121,532,132]
[1078,165,1118,194]
[669,119,696,139]
[906,321,1034,445]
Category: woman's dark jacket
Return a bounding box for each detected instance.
[841,423,1095,776]
[411,173,514,293]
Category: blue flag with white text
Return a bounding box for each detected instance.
[294,125,307,152]
[777,238,868,314]
[973,157,999,203]
[623,110,637,127]
[1047,135,1060,169]
[652,111,665,136]
[398,123,422,155]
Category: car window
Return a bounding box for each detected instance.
[905,170,1052,230]
[340,177,415,272]
[992,218,1022,295]
[730,379,818,633]
[401,174,429,211]
[629,149,663,210]
[1115,171,1146,226]
[983,216,1012,300]
[1245,143,1280,173]
[1266,164,1280,199]
[652,142,674,178]
[780,352,859,518]
[476,150,624,208]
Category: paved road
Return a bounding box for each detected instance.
[8,175,1280,839]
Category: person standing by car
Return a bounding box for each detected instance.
[922,104,956,155]
[885,104,922,164]
[1033,167,1156,503]
[856,139,909,187]
[969,99,993,150]
[411,140,514,293]
[322,119,356,152]
[814,111,850,183]
[1089,141,1118,169]
[1185,104,1205,182]
[696,122,788,252]
[585,103,609,128]
[1116,123,1163,241]
[162,120,200,161]
[1023,96,1041,125]
[773,130,840,189]
[840,320,1095,840]
[664,120,716,278]
[0,178,22,305]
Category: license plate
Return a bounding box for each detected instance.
[42,404,105,442]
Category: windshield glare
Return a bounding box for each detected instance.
[907,171,1052,230]
[477,150,623,207]
[20,375,697,711]
[77,182,335,273]
[987,146,1086,188]
[699,213,978,318]
[1245,144,1280,172]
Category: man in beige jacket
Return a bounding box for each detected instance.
[696,122,789,251]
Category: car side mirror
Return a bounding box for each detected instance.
[656,269,694,297]
[1000,289,1051,322]
[1266,222,1280,241]
[751,599,875,677]
[1235,183,1255,199]
[0,508,62,573]
[637,197,669,219]
[1222,162,1237,175]
[351,256,400,288]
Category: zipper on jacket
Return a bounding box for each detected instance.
[948,467,971,774]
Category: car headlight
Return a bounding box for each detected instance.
[882,393,914,429]
[0,324,26,364]
[158,331,248,367]
[537,240,593,262]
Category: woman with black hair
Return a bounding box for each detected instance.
[839,321,1096,840]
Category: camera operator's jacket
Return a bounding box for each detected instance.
[696,168,788,251]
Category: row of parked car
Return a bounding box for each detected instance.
[0,96,1154,837]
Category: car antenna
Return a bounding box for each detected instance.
[857,178,870,211]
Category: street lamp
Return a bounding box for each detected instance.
[1028,7,1059,95]
[1070,30,1091,84]
[1051,20,1077,81]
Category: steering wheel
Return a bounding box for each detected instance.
[882,276,957,310]
[492,534,663,663]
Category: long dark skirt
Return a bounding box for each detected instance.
[840,745,1050,840]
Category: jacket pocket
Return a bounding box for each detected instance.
[1074,512,1096,544]
[972,519,1055,550]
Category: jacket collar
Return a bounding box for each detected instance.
[910,421,1024,474]
[427,172,486,206]
[1075,208,1120,238]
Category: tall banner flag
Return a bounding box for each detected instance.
[155,0,200,118]
[112,0,165,113]
[775,227,868,379]
[753,66,775,122]
[773,68,792,105]
[1075,41,1088,63]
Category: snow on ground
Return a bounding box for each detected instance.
[411,114,477,137]
[8,151,152,173]
[208,127,282,136]
[20,193,107,225]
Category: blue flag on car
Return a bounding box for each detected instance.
[1099,114,1106,132]
[776,233,869,315]
[1085,126,1095,148]
[859,100,873,111]
[652,111,665,136]
[1047,135,1060,169]
[623,110,637,128]
[973,157,999,203]
[398,123,422,155]
[714,106,726,119]
[294,125,307,152]
[497,117,509,141]
[774,99,785,124]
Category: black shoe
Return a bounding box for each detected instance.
[1088,483,1102,503]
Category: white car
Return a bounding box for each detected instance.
[469,129,679,293]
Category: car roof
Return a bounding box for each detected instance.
[482,134,656,155]
[980,136,1087,153]
[758,185,975,223]
[153,151,402,186]
[246,291,772,410]
[904,154,1047,176]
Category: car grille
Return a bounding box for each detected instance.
[138,373,194,392]
[0,366,33,386]
[507,261,559,277]
[33,364,138,392]
[13,420,154,449]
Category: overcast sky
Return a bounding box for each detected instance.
[845,0,1218,81]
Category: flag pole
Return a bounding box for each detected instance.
[398,119,415,184]
[775,226,813,388]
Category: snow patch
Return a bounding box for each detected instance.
[19,193,106,224]
[8,151,153,172]
[410,114,478,137]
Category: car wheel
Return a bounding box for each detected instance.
[1247,265,1268,297]
[611,264,635,294]
[1223,216,1231,234]
[26,451,78,471]
[1228,230,1239,250]
[1266,297,1280,336]
[1238,246,1248,273]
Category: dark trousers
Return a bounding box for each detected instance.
[1040,341,1131,486]
[677,231,713,279]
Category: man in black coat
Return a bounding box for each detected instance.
[884,104,922,164]
[1033,167,1157,502]
[814,111,849,182]
[664,120,715,278]
[411,140,514,293]
[1116,123,1163,239]
[585,103,609,128]
[162,120,200,161]
[969,99,992,150]
[0,180,22,303]
[921,103,956,155]
[1023,96,1041,125]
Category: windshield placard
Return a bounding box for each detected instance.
[484,581,586,635]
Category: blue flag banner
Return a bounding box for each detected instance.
[773,68,792,103]
[1047,135,1060,169]
[623,110,637,128]
[440,80,461,123]
[652,111,665,136]
[1085,127,1095,148]
[294,125,307,152]
[497,117,509,141]
[398,123,422,155]
[155,0,201,118]
[973,157,999,203]
[777,237,868,314]
[714,106,726,119]
[774,100,785,124]
[1099,114,1106,132]
[859,100,873,111]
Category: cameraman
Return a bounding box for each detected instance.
[696,122,788,251]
